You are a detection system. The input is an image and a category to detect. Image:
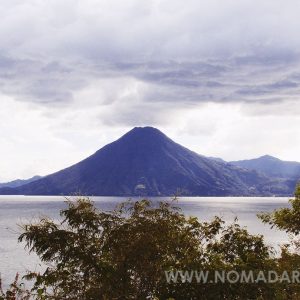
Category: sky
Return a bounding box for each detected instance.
[1,0,300,182]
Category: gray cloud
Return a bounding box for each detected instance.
[1,0,300,181]
[0,0,300,125]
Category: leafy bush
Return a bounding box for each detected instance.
[2,185,300,299]
[16,198,277,299]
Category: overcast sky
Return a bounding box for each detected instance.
[1,0,300,181]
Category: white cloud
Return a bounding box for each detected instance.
[160,102,300,162]
[0,0,300,181]
[0,93,125,181]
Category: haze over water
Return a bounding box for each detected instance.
[0,196,290,287]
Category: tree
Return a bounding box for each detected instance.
[259,183,300,234]
[16,197,279,299]
[258,183,300,299]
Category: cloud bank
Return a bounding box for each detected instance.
[0,0,300,180]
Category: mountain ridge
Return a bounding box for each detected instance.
[0,175,42,189]
[230,155,300,179]
[0,127,298,196]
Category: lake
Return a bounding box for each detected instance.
[0,195,291,287]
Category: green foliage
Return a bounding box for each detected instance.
[3,187,300,299]
[258,183,300,299]
[258,183,300,234]
[14,197,282,299]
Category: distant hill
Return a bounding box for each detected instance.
[0,175,41,188]
[0,128,297,196]
[230,155,300,179]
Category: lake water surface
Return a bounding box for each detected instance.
[0,196,291,287]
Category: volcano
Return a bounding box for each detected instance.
[0,127,293,196]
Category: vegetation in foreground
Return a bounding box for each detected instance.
[1,185,300,299]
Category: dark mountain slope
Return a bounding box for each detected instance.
[0,176,41,188]
[230,155,300,179]
[0,127,293,196]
